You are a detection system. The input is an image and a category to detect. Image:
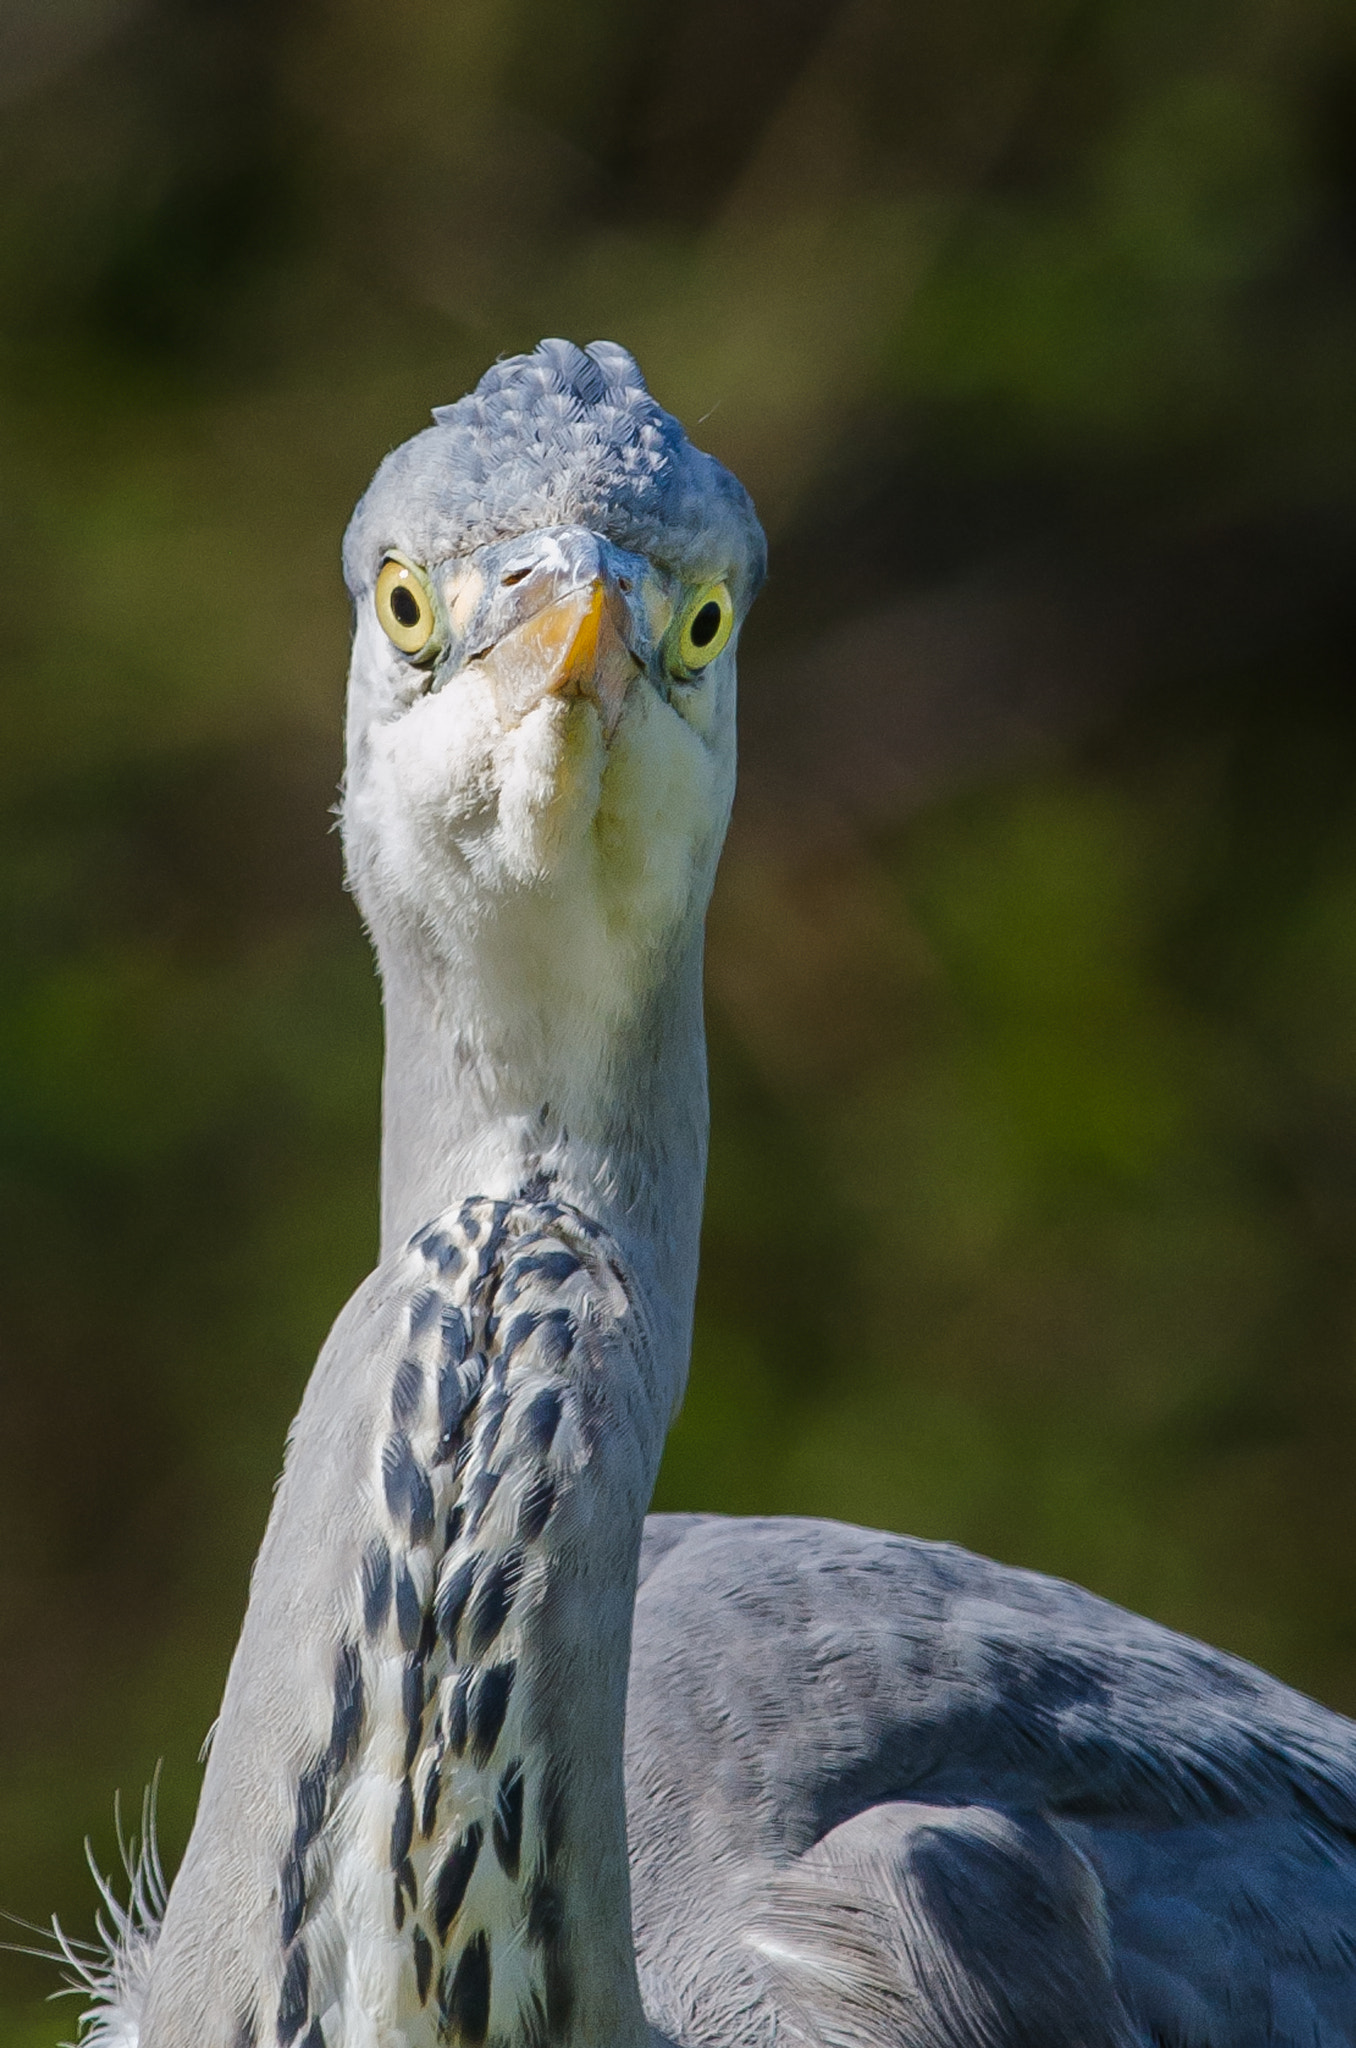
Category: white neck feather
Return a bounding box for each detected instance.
[374,915,709,1358]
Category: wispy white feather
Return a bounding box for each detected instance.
[6,1781,164,2048]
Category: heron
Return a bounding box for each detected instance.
[59,338,1356,2048]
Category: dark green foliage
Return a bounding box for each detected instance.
[3,0,1356,2035]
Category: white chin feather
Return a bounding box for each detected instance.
[348,662,726,1047]
[494,692,607,887]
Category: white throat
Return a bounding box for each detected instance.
[343,641,730,1347]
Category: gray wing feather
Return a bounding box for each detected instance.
[628,1514,1356,2048]
[1084,1817,1356,2044]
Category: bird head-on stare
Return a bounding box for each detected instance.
[340,338,765,1274]
[81,341,764,2048]
[53,337,1356,2048]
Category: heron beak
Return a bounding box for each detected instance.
[479,576,641,740]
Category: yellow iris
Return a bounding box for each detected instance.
[673,582,734,675]
[375,556,439,660]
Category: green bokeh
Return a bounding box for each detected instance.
[3,0,1356,2030]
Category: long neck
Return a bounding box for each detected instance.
[134,918,708,2048]
[361,923,709,2046]
[376,914,710,1372]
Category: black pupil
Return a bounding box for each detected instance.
[690,599,722,649]
[390,585,422,629]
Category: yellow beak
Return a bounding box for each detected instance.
[480,577,640,740]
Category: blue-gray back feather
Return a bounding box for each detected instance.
[628,1515,1356,2047]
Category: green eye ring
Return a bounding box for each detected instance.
[375,554,441,662]
[672,581,734,675]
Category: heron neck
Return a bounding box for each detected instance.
[135,925,709,2048]
[140,1195,672,2048]
[374,919,710,1376]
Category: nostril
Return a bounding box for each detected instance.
[501,567,531,587]
[617,577,633,593]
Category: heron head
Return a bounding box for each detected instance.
[340,340,764,1016]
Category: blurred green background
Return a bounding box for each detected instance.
[4,0,1356,2035]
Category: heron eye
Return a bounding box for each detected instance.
[673,582,734,675]
[375,556,440,661]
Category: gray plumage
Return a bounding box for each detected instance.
[342,337,765,602]
[631,1515,1356,2046]
[57,340,1356,2048]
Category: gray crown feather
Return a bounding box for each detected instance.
[343,338,764,597]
